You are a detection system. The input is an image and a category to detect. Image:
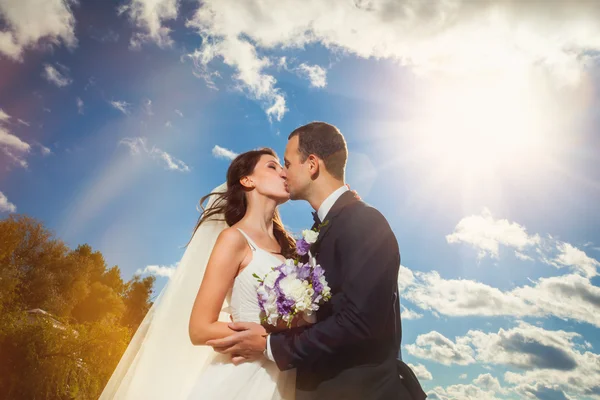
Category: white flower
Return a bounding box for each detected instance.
[285,258,295,267]
[257,285,269,301]
[279,275,314,313]
[319,276,331,298]
[279,276,308,301]
[263,270,278,288]
[264,294,279,325]
[302,229,319,244]
[280,263,296,276]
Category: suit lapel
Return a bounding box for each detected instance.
[310,191,358,257]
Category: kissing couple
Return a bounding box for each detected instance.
[100,122,426,400]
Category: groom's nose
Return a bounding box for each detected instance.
[279,168,287,179]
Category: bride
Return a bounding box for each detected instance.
[100,148,297,399]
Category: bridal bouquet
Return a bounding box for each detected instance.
[254,228,331,327]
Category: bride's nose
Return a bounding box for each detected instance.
[279,168,287,179]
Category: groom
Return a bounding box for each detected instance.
[208,122,415,399]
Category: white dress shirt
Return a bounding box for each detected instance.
[265,185,349,361]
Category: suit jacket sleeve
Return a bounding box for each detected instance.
[269,205,400,370]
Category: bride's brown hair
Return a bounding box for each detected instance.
[190,148,296,258]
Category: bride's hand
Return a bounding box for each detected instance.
[346,184,361,200]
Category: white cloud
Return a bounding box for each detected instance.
[76,97,84,114]
[498,325,600,399]
[401,305,422,320]
[143,98,153,116]
[513,383,571,400]
[446,209,599,278]
[174,109,183,117]
[0,126,30,153]
[212,145,238,160]
[17,119,29,126]
[110,100,131,115]
[404,270,533,318]
[30,141,52,156]
[411,323,600,399]
[149,147,190,172]
[467,322,580,371]
[119,137,146,155]
[120,0,178,49]
[184,1,600,121]
[446,208,541,259]
[515,251,534,261]
[42,63,72,87]
[408,363,432,381]
[165,121,172,128]
[403,269,600,329]
[405,331,475,366]
[512,273,600,329]
[0,111,31,168]
[427,383,500,400]
[297,63,327,88]
[459,374,468,380]
[187,34,287,121]
[551,242,600,278]
[0,191,16,213]
[136,263,178,278]
[0,109,10,122]
[0,0,77,60]
[398,264,415,292]
[119,136,190,172]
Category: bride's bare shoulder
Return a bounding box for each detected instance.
[215,227,246,248]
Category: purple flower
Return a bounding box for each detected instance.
[312,264,325,277]
[296,262,312,280]
[310,266,324,295]
[276,296,295,316]
[274,262,296,276]
[296,238,311,256]
[257,290,268,311]
[312,277,323,296]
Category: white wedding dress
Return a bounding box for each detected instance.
[186,229,296,399]
[99,184,294,399]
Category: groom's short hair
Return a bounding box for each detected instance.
[288,122,348,180]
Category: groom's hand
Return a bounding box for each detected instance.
[206,322,267,365]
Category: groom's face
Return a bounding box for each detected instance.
[284,135,311,200]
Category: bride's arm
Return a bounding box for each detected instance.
[188,228,248,346]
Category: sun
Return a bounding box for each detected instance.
[406,71,553,182]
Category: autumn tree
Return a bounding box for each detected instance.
[0,214,156,399]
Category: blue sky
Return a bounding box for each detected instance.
[2,1,600,399]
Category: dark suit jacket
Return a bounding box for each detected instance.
[270,191,411,400]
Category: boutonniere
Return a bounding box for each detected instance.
[295,220,329,256]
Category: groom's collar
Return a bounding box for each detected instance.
[311,190,359,256]
[316,185,349,222]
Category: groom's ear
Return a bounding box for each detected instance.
[307,154,320,177]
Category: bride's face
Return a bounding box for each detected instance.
[248,154,290,204]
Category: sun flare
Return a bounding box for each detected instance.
[408,72,554,181]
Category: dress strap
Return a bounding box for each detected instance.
[236,228,257,251]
